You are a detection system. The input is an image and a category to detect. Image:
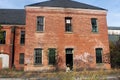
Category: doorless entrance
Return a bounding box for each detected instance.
[65,48,73,70]
[0,54,9,69]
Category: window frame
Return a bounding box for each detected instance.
[20,31,25,45]
[34,48,42,65]
[91,18,98,33]
[96,48,103,63]
[65,17,72,32]
[48,48,56,65]
[19,53,24,65]
[0,31,6,44]
[65,48,73,54]
[36,16,44,32]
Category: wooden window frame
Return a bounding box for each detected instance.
[36,16,44,32]
[65,17,72,32]
[19,53,24,64]
[34,48,42,65]
[96,48,103,63]
[91,18,98,33]
[20,31,25,45]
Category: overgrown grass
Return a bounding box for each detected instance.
[0,69,120,80]
[56,69,120,80]
[0,69,24,78]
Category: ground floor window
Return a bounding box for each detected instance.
[34,48,42,65]
[19,53,24,64]
[96,48,103,63]
[48,48,56,65]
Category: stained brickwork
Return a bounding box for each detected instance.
[24,7,110,71]
[0,58,2,69]
[0,26,25,70]
[0,2,111,71]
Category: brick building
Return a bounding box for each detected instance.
[0,0,110,71]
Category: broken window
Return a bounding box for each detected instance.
[91,18,98,32]
[37,16,44,32]
[65,17,72,32]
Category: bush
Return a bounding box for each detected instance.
[110,39,120,68]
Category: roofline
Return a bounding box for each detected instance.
[1,24,25,26]
[25,6,107,13]
[0,23,25,25]
[24,5,108,11]
[108,26,120,28]
[108,27,120,30]
[0,8,25,10]
[26,0,107,11]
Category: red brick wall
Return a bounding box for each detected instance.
[0,26,12,68]
[0,58,2,69]
[0,25,25,70]
[14,27,25,70]
[25,7,110,71]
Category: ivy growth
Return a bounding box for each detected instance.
[0,24,4,40]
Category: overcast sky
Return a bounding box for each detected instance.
[0,0,120,27]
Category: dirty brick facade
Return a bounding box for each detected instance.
[0,0,110,71]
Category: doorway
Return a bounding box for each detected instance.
[0,54,9,69]
[65,48,73,70]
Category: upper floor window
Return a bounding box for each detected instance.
[65,17,72,32]
[96,48,103,63]
[34,48,42,65]
[0,31,6,44]
[20,31,25,45]
[91,18,98,32]
[48,48,56,65]
[37,16,44,32]
[19,53,24,64]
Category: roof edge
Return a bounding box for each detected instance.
[25,0,107,11]
[25,6,107,12]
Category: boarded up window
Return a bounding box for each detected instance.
[0,54,9,68]
[48,48,56,65]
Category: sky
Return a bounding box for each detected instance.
[0,0,120,27]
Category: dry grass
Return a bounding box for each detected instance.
[0,69,24,78]
[0,69,120,80]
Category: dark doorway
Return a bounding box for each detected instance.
[65,48,73,70]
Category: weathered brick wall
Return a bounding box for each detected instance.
[0,58,2,69]
[14,27,25,70]
[25,7,110,71]
[0,26,12,68]
[0,25,25,70]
